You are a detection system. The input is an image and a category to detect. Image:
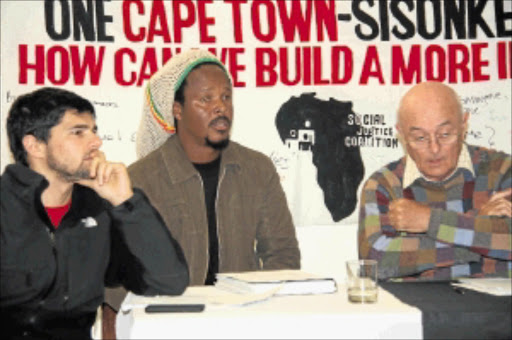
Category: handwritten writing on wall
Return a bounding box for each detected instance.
[462,91,510,150]
[2,0,511,225]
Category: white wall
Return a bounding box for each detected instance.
[297,224,358,282]
[1,1,510,280]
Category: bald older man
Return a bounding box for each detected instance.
[358,82,511,281]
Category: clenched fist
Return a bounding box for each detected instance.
[389,198,431,233]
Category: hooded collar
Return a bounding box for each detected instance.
[2,164,49,203]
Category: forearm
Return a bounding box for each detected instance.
[427,208,512,260]
[359,202,511,279]
[424,164,512,259]
[358,182,480,280]
[360,215,431,279]
[108,189,189,295]
[258,169,301,269]
[258,214,301,270]
[359,217,482,279]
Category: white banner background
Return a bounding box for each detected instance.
[1,0,511,276]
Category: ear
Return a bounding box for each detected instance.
[395,123,409,154]
[462,111,469,126]
[22,135,46,161]
[462,111,470,136]
[395,122,404,140]
[173,101,183,121]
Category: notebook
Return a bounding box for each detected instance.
[215,269,337,295]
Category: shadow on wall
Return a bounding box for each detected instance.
[275,93,365,222]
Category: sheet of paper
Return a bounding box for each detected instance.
[216,269,332,283]
[215,270,337,295]
[207,284,283,306]
[120,285,283,313]
[451,278,512,296]
[121,293,207,312]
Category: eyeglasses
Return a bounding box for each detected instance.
[407,131,460,149]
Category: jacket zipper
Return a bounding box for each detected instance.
[196,164,227,282]
[196,174,209,284]
[46,227,69,308]
[215,166,227,272]
[46,228,56,251]
[42,228,59,301]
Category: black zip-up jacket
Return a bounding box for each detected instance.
[0,164,189,339]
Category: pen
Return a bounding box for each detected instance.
[145,304,205,313]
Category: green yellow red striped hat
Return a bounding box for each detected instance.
[136,49,230,159]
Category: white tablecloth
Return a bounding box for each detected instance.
[116,285,422,339]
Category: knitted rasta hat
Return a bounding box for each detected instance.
[136,49,230,159]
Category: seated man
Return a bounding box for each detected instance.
[0,87,189,339]
[358,82,511,280]
[103,49,301,331]
[105,49,300,314]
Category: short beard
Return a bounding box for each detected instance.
[47,150,90,182]
[206,137,230,150]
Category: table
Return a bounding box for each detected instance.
[116,285,422,339]
[381,281,512,340]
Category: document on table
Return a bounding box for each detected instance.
[215,269,337,295]
[120,292,206,312]
[120,285,283,313]
[451,278,512,296]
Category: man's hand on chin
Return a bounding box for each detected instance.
[77,151,134,206]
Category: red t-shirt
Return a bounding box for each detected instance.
[45,201,71,228]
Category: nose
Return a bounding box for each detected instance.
[90,132,102,149]
[428,135,441,154]
[212,97,227,116]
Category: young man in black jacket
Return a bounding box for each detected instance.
[0,87,189,339]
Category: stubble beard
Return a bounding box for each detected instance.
[47,148,90,182]
[206,116,231,150]
[205,137,230,150]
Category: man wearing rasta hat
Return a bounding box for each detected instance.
[104,49,300,317]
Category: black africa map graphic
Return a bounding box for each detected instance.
[275,93,365,222]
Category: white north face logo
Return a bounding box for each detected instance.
[81,217,98,228]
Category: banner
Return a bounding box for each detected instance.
[1,0,511,227]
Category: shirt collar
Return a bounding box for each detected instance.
[160,135,241,184]
[402,143,475,188]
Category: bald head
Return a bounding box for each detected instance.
[396,82,469,182]
[397,82,463,127]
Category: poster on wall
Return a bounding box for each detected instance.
[1,0,511,227]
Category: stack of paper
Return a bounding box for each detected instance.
[451,278,512,296]
[120,286,289,311]
[215,269,337,295]
[120,292,207,312]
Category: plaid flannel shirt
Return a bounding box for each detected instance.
[358,144,512,280]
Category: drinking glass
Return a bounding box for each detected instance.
[346,259,378,303]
